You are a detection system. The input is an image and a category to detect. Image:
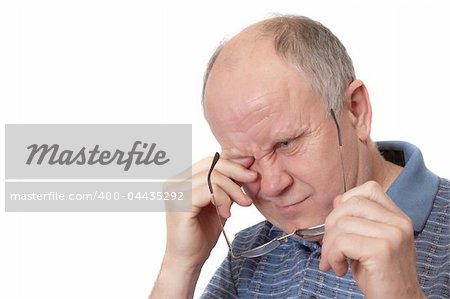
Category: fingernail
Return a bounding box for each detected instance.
[244,194,253,203]
[247,170,257,177]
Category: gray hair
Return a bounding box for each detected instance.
[202,15,355,114]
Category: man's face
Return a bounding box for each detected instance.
[204,38,352,233]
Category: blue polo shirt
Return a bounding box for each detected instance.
[201,141,450,298]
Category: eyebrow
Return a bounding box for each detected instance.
[224,127,310,159]
[273,127,308,144]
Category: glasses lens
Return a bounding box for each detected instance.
[240,238,282,258]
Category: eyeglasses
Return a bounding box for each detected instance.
[207,109,348,258]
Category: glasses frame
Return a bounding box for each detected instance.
[207,109,348,258]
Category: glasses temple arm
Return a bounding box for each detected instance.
[330,109,348,192]
[207,152,220,194]
[207,152,237,257]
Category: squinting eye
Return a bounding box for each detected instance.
[278,139,293,148]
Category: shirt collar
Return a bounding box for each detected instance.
[378,141,440,233]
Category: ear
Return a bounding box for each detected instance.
[345,79,372,141]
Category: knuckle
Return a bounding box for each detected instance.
[212,190,221,202]
[377,238,393,257]
[365,180,383,197]
[324,214,335,229]
[346,196,363,209]
[388,226,404,245]
[365,180,382,197]
[334,216,348,232]
[398,216,414,239]
[365,180,380,190]
[229,191,241,203]
[334,233,348,251]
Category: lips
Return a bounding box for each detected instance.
[275,197,308,210]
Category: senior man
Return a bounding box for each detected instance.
[151,15,449,298]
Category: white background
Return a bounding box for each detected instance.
[1,1,449,298]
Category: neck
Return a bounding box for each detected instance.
[368,142,403,191]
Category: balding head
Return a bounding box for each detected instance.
[202,15,355,114]
[199,15,377,234]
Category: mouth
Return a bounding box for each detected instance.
[275,197,308,212]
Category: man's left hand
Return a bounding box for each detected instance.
[319,181,425,299]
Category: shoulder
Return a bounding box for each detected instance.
[420,177,449,234]
[430,177,450,216]
[415,177,450,295]
[436,177,450,201]
[428,177,450,229]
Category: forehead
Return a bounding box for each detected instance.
[203,38,324,158]
[204,39,313,119]
[205,86,324,160]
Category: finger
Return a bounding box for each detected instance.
[211,186,233,219]
[193,156,258,185]
[193,156,257,205]
[190,166,251,209]
[326,195,407,230]
[210,171,253,206]
[321,232,399,276]
[321,215,409,273]
[337,181,404,214]
[326,215,404,241]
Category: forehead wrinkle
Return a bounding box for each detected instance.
[221,97,293,160]
[205,27,320,160]
[229,91,281,130]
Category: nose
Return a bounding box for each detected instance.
[251,157,292,199]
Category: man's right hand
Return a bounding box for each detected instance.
[150,156,257,298]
